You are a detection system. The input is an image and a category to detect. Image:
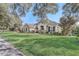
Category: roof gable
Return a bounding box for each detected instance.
[36,18,58,25]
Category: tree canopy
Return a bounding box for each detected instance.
[63,3,79,17]
[0,4,22,31]
[32,3,58,19]
[9,3,58,20]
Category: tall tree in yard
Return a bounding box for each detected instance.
[0,4,24,31]
[0,4,11,31]
[60,3,79,35]
[60,16,77,35]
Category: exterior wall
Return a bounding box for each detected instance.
[37,23,46,31]
[55,25,62,33]
[37,23,46,33]
[29,28,35,32]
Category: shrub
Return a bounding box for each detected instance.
[52,32,62,35]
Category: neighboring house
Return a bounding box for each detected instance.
[22,24,29,32]
[21,24,35,32]
[34,19,62,33]
[28,24,35,32]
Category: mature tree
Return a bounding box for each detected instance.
[59,16,77,35]
[0,4,23,31]
[0,4,11,31]
[59,3,79,35]
[0,4,8,21]
[8,14,22,31]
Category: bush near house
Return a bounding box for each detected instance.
[72,27,79,37]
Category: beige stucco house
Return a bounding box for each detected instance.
[34,19,62,33]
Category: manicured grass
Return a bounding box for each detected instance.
[0,32,79,56]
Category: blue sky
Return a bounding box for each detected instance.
[21,3,64,24]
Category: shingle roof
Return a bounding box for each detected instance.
[35,19,58,26]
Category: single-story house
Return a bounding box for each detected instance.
[34,19,62,33]
[22,19,62,33]
[21,24,35,32]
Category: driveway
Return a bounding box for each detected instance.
[0,38,24,56]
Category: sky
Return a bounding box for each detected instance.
[21,3,64,24]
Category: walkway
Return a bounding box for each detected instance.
[0,38,24,56]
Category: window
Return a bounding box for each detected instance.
[26,28,27,31]
[53,26,55,32]
[40,26,44,30]
[48,26,50,32]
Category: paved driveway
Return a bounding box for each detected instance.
[0,38,24,56]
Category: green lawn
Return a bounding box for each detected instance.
[0,32,79,56]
